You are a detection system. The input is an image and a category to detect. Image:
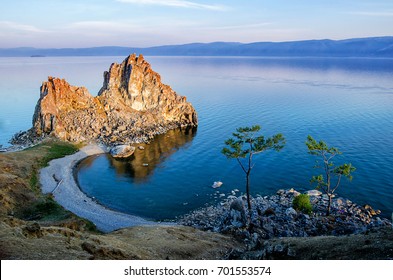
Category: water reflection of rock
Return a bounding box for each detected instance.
[77,153,100,169]
[108,127,197,181]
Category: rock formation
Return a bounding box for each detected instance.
[31,54,198,144]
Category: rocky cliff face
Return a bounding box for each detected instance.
[32,54,198,144]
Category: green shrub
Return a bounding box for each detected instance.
[293,194,312,215]
[17,196,71,221]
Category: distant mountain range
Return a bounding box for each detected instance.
[1,37,393,57]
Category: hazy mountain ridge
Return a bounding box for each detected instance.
[1,37,393,57]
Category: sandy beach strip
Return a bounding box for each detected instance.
[40,144,156,233]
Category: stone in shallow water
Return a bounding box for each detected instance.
[212,181,223,188]
[110,145,135,159]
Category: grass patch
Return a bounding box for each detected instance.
[16,195,71,221]
[16,195,99,232]
[29,169,39,192]
[24,141,79,217]
[25,141,79,192]
[2,140,100,232]
[82,219,99,232]
[40,142,79,167]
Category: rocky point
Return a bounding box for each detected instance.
[28,54,198,145]
[179,188,391,244]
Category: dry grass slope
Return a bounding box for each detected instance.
[0,139,238,260]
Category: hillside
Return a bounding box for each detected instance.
[1,37,393,57]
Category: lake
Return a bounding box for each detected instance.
[1,56,392,220]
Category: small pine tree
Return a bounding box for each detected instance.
[306,135,355,216]
[222,125,285,213]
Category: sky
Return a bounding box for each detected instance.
[1,0,393,48]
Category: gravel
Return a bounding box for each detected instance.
[39,144,157,233]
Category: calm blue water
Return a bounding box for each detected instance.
[1,56,392,220]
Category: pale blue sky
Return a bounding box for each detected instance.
[1,0,393,47]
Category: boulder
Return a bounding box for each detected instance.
[229,197,247,227]
[288,188,301,196]
[263,207,276,216]
[277,189,286,195]
[364,204,380,216]
[305,189,323,196]
[285,207,297,217]
[110,145,136,159]
[22,222,43,238]
[322,194,335,201]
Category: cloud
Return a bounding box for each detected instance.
[0,21,47,33]
[209,22,274,30]
[116,0,227,11]
[66,21,136,32]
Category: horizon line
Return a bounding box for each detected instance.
[1,35,393,50]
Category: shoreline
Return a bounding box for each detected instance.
[39,143,157,233]
[38,142,392,237]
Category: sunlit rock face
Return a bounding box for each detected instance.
[32,54,198,144]
[32,77,107,142]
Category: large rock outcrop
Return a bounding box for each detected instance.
[32,54,198,143]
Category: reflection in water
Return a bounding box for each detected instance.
[107,127,196,182]
[74,57,393,220]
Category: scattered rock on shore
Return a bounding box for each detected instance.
[179,188,391,244]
